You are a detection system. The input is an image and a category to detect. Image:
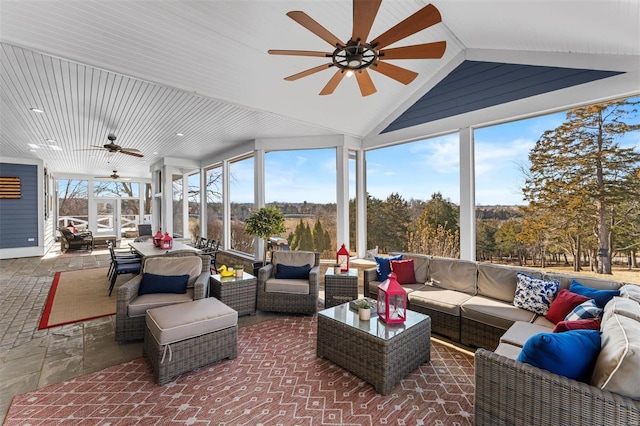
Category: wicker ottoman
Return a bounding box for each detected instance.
[144,298,238,385]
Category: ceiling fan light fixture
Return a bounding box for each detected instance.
[346,70,354,77]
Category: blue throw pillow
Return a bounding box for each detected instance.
[138,273,189,295]
[276,264,311,279]
[375,255,402,281]
[569,280,620,309]
[516,329,601,381]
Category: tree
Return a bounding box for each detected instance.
[523,99,640,274]
[409,193,460,258]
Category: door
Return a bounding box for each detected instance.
[95,199,120,236]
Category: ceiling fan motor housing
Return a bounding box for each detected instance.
[333,40,378,71]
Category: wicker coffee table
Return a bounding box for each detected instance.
[317,303,431,395]
[324,268,359,308]
[210,271,257,316]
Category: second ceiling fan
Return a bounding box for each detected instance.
[268,0,446,96]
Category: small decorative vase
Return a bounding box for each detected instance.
[359,308,371,321]
[235,269,244,278]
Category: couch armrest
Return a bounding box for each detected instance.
[258,264,274,287]
[116,275,142,318]
[308,265,320,296]
[474,348,640,426]
[193,271,209,299]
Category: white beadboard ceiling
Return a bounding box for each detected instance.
[0,0,638,179]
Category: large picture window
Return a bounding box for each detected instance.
[205,165,223,243]
[229,156,254,254]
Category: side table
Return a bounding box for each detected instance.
[210,271,257,316]
[324,268,358,308]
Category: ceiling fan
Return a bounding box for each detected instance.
[268,0,446,96]
[94,170,130,181]
[79,134,144,158]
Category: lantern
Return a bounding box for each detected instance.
[160,232,173,250]
[153,229,163,247]
[377,272,407,324]
[336,244,350,272]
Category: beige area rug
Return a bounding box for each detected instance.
[38,267,126,329]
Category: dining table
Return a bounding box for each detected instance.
[128,239,201,257]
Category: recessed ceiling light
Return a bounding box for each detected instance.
[29,108,44,113]
[153,152,158,155]
[46,139,57,144]
[176,133,184,137]
[28,143,39,149]
[50,146,63,151]
[29,149,37,152]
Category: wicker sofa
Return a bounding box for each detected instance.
[364,254,640,424]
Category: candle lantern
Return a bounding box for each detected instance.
[160,232,173,250]
[377,272,407,324]
[153,229,163,247]
[336,244,350,272]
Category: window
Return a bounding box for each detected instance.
[205,164,223,243]
[229,156,254,254]
[265,149,336,259]
[57,179,88,229]
[172,174,183,237]
[187,172,201,240]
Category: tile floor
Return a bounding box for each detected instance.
[0,243,282,424]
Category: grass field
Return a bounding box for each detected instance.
[536,265,640,285]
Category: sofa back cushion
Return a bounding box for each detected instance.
[396,253,430,284]
[477,263,542,303]
[543,273,622,291]
[143,256,203,287]
[591,313,640,399]
[272,251,316,270]
[429,257,477,295]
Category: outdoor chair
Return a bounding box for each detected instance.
[200,238,220,273]
[107,241,142,296]
[57,226,93,253]
[115,251,211,342]
[257,251,320,314]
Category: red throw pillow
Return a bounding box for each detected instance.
[546,288,590,324]
[390,259,416,284]
[553,318,601,333]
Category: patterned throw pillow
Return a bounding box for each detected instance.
[565,299,603,321]
[513,272,560,315]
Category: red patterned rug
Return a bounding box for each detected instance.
[6,316,475,425]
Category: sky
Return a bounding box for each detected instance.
[227,98,640,206]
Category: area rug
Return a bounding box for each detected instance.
[38,267,117,329]
[8,316,475,425]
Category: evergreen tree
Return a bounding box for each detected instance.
[523,99,640,274]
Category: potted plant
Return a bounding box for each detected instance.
[234,264,244,278]
[358,300,372,321]
[244,206,286,264]
[333,263,341,275]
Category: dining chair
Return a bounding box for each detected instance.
[108,241,142,296]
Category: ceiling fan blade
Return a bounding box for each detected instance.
[287,11,344,48]
[370,3,442,50]
[268,49,331,58]
[319,70,347,95]
[120,147,141,152]
[371,61,418,85]
[380,41,446,60]
[355,69,376,96]
[284,63,333,81]
[352,0,382,42]
[121,150,144,158]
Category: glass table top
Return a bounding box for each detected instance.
[318,303,429,341]
[211,271,255,283]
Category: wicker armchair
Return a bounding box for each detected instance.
[474,349,640,425]
[257,251,320,314]
[115,252,210,342]
[57,227,93,252]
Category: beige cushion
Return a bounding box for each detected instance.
[477,263,543,302]
[461,296,536,330]
[144,256,203,287]
[494,342,522,360]
[265,278,309,294]
[146,298,237,345]
[128,289,195,317]
[532,315,555,328]
[399,253,430,284]
[602,296,640,325]
[408,287,474,316]
[500,321,552,347]
[620,284,640,303]
[543,273,622,291]
[591,314,640,399]
[429,257,477,295]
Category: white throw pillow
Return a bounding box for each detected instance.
[513,273,560,315]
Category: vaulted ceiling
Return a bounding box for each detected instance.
[1,0,638,179]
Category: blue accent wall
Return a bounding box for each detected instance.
[382,61,624,133]
[0,163,39,248]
